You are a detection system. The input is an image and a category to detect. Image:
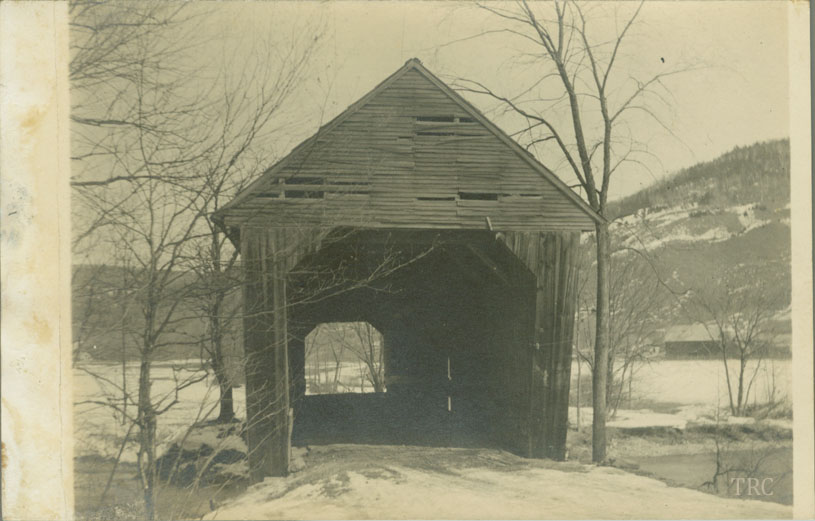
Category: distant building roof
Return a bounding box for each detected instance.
[663,324,716,343]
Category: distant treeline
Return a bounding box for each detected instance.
[610,138,790,219]
[72,264,242,362]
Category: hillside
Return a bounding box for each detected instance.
[72,264,242,362]
[604,138,791,348]
[610,139,790,219]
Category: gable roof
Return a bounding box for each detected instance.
[213,58,603,229]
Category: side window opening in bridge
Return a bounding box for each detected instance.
[305,322,386,395]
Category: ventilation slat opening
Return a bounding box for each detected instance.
[459,192,498,201]
[417,196,456,202]
[416,116,455,123]
[499,193,543,202]
[325,191,369,198]
[416,131,457,137]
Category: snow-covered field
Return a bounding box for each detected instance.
[74,357,793,519]
[581,358,792,406]
[306,361,380,394]
[74,358,791,462]
[74,361,246,462]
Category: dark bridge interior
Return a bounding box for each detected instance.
[286,230,536,452]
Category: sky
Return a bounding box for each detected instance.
[195,0,791,201]
[69,0,792,205]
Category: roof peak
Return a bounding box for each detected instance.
[213,57,603,228]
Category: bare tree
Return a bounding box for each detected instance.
[575,239,669,419]
[304,323,348,394]
[70,2,227,517]
[453,0,690,462]
[348,322,386,393]
[71,4,324,514]
[184,28,321,423]
[75,177,212,519]
[308,322,386,394]
[686,269,787,417]
[700,408,791,498]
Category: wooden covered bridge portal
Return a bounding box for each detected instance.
[213,59,601,482]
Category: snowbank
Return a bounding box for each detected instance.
[569,404,792,433]
[205,445,789,520]
[156,422,249,486]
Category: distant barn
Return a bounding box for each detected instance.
[663,324,791,360]
[663,324,719,359]
[213,58,602,481]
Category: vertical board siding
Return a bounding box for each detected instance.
[241,226,325,479]
[501,231,580,460]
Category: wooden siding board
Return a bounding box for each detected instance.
[499,231,579,460]
[216,61,596,232]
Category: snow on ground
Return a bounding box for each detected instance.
[732,203,771,233]
[307,361,379,394]
[74,358,791,462]
[74,361,246,462]
[574,359,791,408]
[568,359,791,431]
[627,359,791,406]
[614,202,779,252]
[204,445,789,520]
[74,359,793,518]
[614,206,692,229]
[570,407,688,429]
[569,404,792,431]
[623,225,731,251]
[176,423,247,454]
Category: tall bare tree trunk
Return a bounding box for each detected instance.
[121,264,128,425]
[137,358,157,521]
[212,354,235,423]
[720,336,736,415]
[592,222,610,463]
[736,356,747,416]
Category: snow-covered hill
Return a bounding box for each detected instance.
[600,139,792,347]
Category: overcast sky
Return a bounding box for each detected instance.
[73,1,790,203]
[197,1,791,200]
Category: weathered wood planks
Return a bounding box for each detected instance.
[241,226,326,479]
[215,62,599,232]
[229,58,590,482]
[501,231,580,460]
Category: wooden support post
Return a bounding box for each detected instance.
[501,231,580,460]
[242,227,291,480]
[538,231,579,460]
[241,227,323,481]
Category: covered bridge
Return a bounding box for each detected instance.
[212,58,602,482]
